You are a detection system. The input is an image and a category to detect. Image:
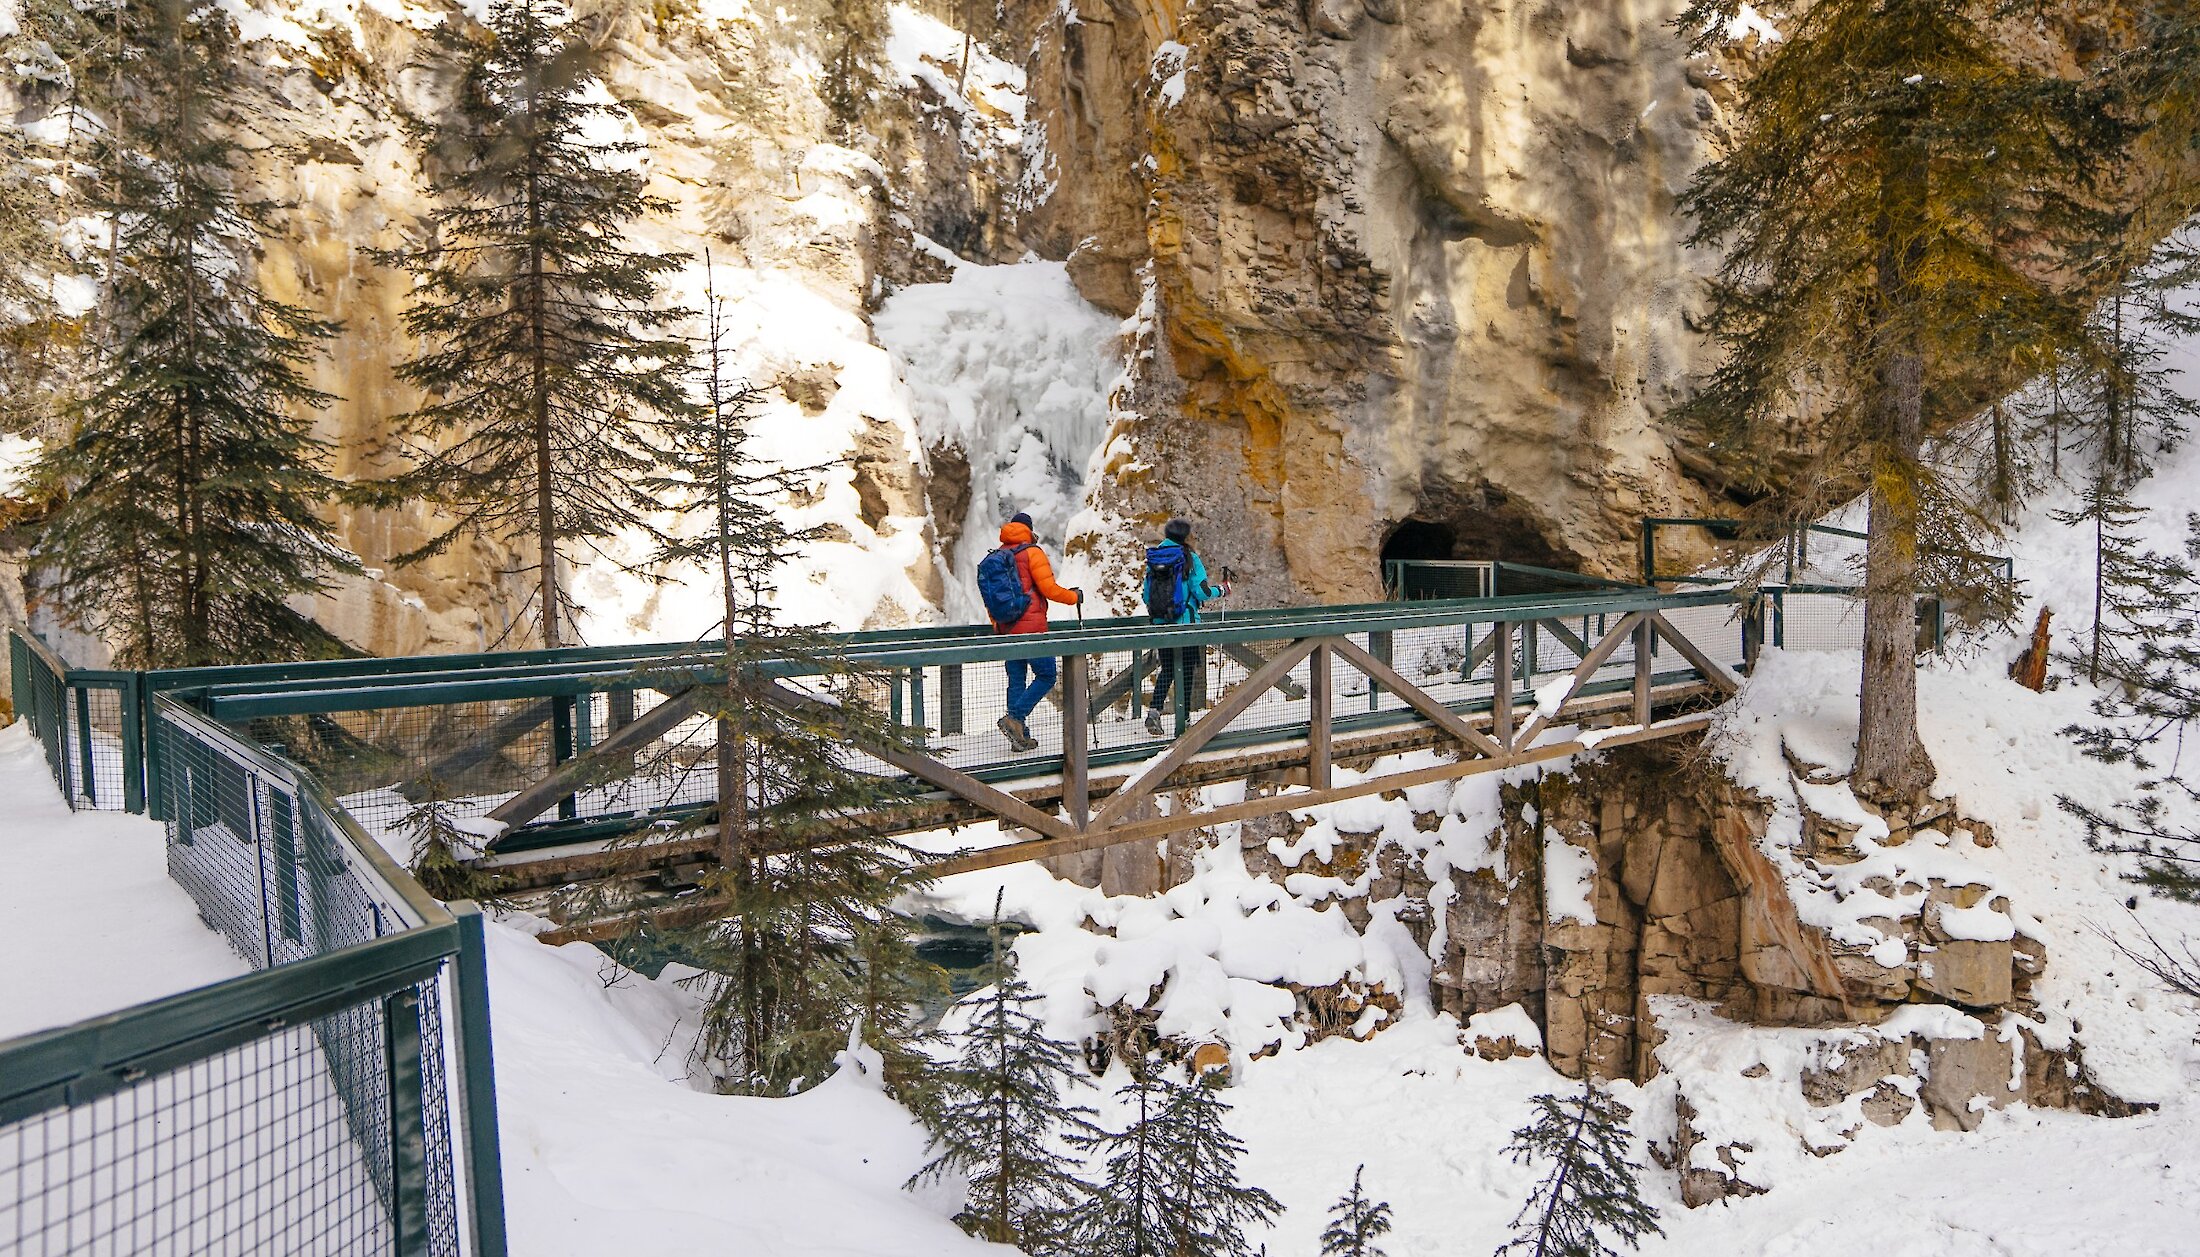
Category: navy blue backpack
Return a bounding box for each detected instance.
[978,543,1034,626]
[1143,544,1189,624]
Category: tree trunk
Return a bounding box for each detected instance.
[1855,132,1935,802]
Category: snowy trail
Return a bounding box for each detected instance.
[0,725,247,1038]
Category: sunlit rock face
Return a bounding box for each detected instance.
[1011,0,1755,607]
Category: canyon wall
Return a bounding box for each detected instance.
[1019,0,1755,607]
[11,0,1768,657]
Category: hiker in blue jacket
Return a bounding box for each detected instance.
[1142,517,1227,736]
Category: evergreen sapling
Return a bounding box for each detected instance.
[909,900,1098,1252]
[1072,1061,1282,1257]
[1496,1080,1662,1257]
[624,264,939,1100]
[1321,1164,1393,1257]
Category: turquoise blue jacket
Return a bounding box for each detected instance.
[1151,541,1221,625]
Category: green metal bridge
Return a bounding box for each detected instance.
[0,527,1989,1254]
[12,560,1786,945]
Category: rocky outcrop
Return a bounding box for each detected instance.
[1012,0,1751,603]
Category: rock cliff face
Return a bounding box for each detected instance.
[1014,0,1748,605]
[11,0,1766,655]
[1079,736,2135,1206]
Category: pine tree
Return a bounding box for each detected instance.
[1321,1164,1393,1257]
[1495,1081,1662,1257]
[636,268,939,1098]
[2058,511,2200,902]
[371,0,691,648]
[910,902,1098,1252]
[0,50,77,439]
[1072,1062,1283,1257]
[25,0,351,668]
[397,775,505,904]
[1675,0,2129,799]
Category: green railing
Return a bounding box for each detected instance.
[0,689,508,1256]
[1639,516,2015,590]
[1384,560,1644,601]
[133,586,1755,853]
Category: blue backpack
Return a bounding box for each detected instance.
[1143,543,1189,623]
[978,542,1034,626]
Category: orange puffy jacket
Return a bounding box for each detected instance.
[993,520,1079,634]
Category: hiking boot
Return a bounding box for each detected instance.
[997,714,1036,752]
[1143,710,1164,737]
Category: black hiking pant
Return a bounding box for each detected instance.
[1148,646,1205,716]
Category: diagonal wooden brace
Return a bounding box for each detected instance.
[1329,636,1507,759]
[1649,612,1743,694]
[1086,638,1320,834]
[486,686,705,829]
[759,680,1079,843]
[1511,611,1648,751]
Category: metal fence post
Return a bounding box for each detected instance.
[1492,621,1514,748]
[1367,631,1392,712]
[551,695,577,821]
[941,663,965,736]
[121,675,146,813]
[385,985,432,1257]
[74,683,97,807]
[452,906,511,1257]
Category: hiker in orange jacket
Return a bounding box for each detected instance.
[988,512,1082,751]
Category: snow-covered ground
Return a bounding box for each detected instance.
[9,374,2200,1256]
[0,725,246,1038]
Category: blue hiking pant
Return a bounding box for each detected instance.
[1005,655,1058,723]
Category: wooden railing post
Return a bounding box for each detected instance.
[1308,642,1332,790]
[1064,654,1089,830]
[1492,620,1514,749]
[1632,616,1654,724]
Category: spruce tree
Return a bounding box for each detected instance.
[25,0,350,667]
[397,775,505,904]
[1496,1082,1662,1257]
[1321,1165,1394,1257]
[1072,1062,1283,1257]
[635,270,939,1098]
[372,0,691,648]
[1676,0,2128,799]
[0,60,75,438]
[910,903,1098,1252]
[2057,511,2200,902]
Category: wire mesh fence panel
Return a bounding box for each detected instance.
[1775,590,1870,653]
[13,635,72,806]
[1385,561,1494,600]
[59,683,129,812]
[132,701,472,1257]
[245,698,559,841]
[0,982,453,1257]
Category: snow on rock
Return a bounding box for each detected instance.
[884,2,1026,156]
[1542,825,1598,926]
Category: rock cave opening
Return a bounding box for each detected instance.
[1383,485,1589,591]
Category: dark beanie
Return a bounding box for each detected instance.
[1164,517,1192,542]
[1010,511,1033,528]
